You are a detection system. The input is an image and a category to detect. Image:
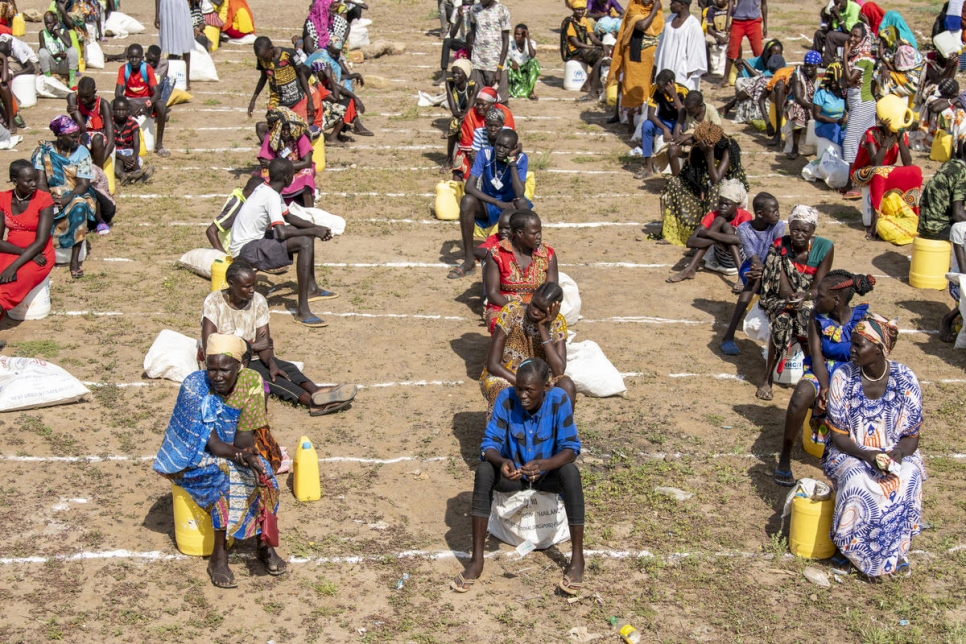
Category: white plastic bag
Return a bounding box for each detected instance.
[85,40,105,69]
[104,11,145,37]
[287,203,346,235]
[770,341,805,386]
[801,157,820,182]
[190,42,219,82]
[817,147,850,189]
[486,489,570,549]
[143,330,200,383]
[0,356,91,412]
[781,478,832,518]
[782,120,816,156]
[742,301,771,343]
[566,340,626,397]
[55,243,87,265]
[349,18,372,50]
[35,75,73,99]
[7,278,51,321]
[558,272,581,327]
[177,248,226,279]
[416,90,446,107]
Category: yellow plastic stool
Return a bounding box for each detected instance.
[789,493,836,559]
[171,484,214,556]
[909,237,951,289]
[205,25,220,52]
[801,408,825,459]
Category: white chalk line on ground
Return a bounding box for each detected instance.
[2,543,963,567]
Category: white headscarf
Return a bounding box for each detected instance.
[788,205,819,227]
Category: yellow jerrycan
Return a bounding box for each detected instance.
[789,493,836,559]
[876,94,915,132]
[434,180,462,220]
[909,237,951,289]
[171,484,215,556]
[210,255,232,292]
[293,435,321,501]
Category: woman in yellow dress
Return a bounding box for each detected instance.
[606,0,663,132]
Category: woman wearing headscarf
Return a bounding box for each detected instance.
[31,115,97,279]
[659,121,748,246]
[756,205,834,400]
[255,107,317,207]
[606,0,662,130]
[444,58,478,172]
[214,0,255,39]
[824,315,925,580]
[456,86,514,179]
[773,50,820,158]
[878,43,924,99]
[812,61,848,154]
[154,333,286,589]
[653,0,706,91]
[842,23,878,172]
[858,1,885,34]
[850,99,922,241]
[878,11,918,49]
[773,270,876,486]
[720,38,783,124]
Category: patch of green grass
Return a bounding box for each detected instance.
[13,339,63,358]
[311,576,338,597]
[203,98,221,105]
[390,105,421,121]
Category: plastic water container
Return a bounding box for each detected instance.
[7,277,51,321]
[210,255,232,292]
[789,493,836,559]
[167,59,188,91]
[605,83,618,106]
[103,152,116,195]
[292,435,321,501]
[801,408,825,459]
[204,24,220,52]
[171,483,215,556]
[11,74,37,108]
[909,237,951,289]
[54,242,87,265]
[563,59,588,91]
[434,180,461,220]
[138,115,156,152]
[312,134,326,172]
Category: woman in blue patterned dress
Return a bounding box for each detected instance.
[824,314,925,579]
[154,333,287,588]
[774,270,876,487]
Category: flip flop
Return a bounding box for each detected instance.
[895,558,911,578]
[447,265,475,279]
[558,575,582,596]
[70,269,84,279]
[311,384,359,407]
[720,341,741,356]
[354,129,375,137]
[308,289,339,302]
[294,316,328,328]
[774,469,796,487]
[207,568,237,589]
[450,572,476,593]
[258,266,289,275]
[257,551,289,576]
[309,399,352,416]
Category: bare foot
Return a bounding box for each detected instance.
[756,384,774,400]
[786,150,799,160]
[528,93,538,101]
[666,269,696,283]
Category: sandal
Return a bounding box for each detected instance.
[447,264,475,279]
[257,551,289,576]
[294,316,328,328]
[70,268,84,279]
[207,567,237,589]
[308,289,339,302]
[309,399,352,416]
[450,572,477,593]
[258,266,289,275]
[774,468,796,487]
[311,384,358,407]
[895,558,911,578]
[720,340,741,356]
[96,223,110,236]
[155,148,171,157]
[558,574,582,596]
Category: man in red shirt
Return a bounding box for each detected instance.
[114,43,170,157]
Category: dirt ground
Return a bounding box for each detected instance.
[1,0,965,642]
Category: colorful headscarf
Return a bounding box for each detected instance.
[266,106,309,153]
[893,45,919,71]
[307,0,334,50]
[478,86,498,103]
[847,23,874,62]
[804,50,822,66]
[49,115,80,135]
[859,2,885,34]
[205,333,247,361]
[822,62,843,90]
[854,313,899,355]
[485,107,506,125]
[571,0,587,8]
[788,204,819,227]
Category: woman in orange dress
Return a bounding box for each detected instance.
[0,159,56,318]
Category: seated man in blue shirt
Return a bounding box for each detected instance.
[451,358,585,595]
[449,129,531,279]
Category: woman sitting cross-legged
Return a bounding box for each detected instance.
[201,259,358,416]
[255,107,317,208]
[153,333,287,589]
[0,160,55,324]
[756,205,834,401]
[453,357,585,596]
[773,270,876,486]
[824,315,925,580]
[481,281,576,418]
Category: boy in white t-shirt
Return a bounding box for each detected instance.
[228,158,337,328]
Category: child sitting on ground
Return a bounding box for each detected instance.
[719,192,785,355]
[111,97,154,185]
[666,178,750,283]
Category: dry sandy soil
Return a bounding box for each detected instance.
[1,0,965,642]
